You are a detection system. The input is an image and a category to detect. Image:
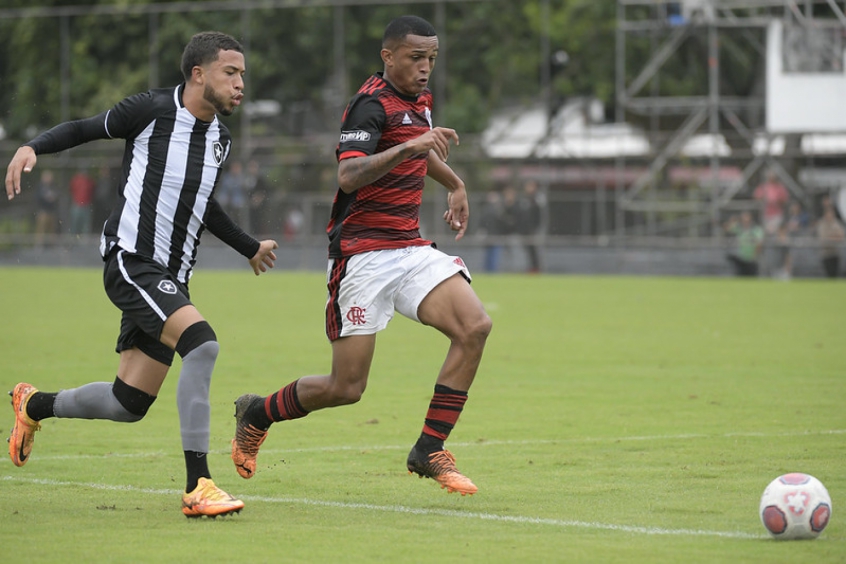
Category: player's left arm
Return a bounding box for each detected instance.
[205,198,277,275]
[428,151,469,241]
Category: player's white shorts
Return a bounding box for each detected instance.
[324,245,471,341]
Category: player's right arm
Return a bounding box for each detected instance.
[4,112,112,200]
[5,90,158,201]
[5,146,38,200]
[337,127,459,194]
[334,92,459,194]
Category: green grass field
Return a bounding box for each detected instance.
[0,267,843,563]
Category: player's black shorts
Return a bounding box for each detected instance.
[103,248,193,366]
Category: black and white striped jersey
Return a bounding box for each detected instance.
[25,84,259,284]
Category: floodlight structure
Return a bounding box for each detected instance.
[615,0,846,237]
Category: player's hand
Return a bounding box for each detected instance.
[250,239,278,275]
[5,146,37,201]
[410,127,459,162]
[443,186,469,241]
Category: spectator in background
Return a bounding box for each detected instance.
[283,205,304,241]
[785,200,810,236]
[772,222,792,281]
[517,179,544,273]
[816,205,845,278]
[724,211,764,277]
[479,190,505,273]
[753,171,789,235]
[69,168,96,235]
[34,169,59,247]
[500,185,520,271]
[244,159,268,234]
[218,160,246,225]
[772,200,809,280]
[500,185,519,238]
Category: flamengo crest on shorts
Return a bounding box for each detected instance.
[346,306,367,326]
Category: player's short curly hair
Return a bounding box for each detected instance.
[382,15,437,48]
[180,31,243,80]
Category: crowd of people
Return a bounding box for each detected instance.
[29,158,280,244]
[23,163,846,279]
[479,179,545,274]
[724,172,845,279]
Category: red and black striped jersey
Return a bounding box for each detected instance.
[327,72,433,258]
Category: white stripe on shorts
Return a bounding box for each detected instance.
[116,250,168,321]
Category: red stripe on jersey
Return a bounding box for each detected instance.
[360,75,386,96]
[338,150,368,161]
[325,258,348,341]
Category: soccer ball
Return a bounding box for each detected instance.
[759,473,832,540]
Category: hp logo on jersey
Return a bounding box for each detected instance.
[340,130,371,143]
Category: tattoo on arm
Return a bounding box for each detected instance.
[340,144,411,192]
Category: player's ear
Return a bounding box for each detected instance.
[380,48,393,67]
[191,65,204,84]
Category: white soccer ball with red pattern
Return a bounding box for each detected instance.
[759,473,832,540]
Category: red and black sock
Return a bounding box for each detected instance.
[264,380,309,424]
[417,384,468,453]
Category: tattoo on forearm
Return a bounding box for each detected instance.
[343,145,409,190]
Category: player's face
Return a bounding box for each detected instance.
[202,49,245,117]
[382,34,438,97]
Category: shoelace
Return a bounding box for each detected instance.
[235,424,266,455]
[193,480,233,502]
[426,450,459,474]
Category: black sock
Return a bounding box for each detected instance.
[249,396,273,431]
[26,392,57,421]
[184,451,211,493]
[416,432,443,454]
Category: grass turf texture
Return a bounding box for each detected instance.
[0,267,843,563]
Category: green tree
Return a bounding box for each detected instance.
[0,0,692,140]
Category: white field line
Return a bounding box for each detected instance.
[2,428,841,462]
[0,475,763,540]
[2,430,837,540]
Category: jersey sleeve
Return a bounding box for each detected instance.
[104,90,165,140]
[204,197,261,259]
[336,93,385,161]
[25,90,166,154]
[25,113,110,155]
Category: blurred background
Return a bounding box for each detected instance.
[1,0,845,278]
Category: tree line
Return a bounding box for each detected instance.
[1,0,769,145]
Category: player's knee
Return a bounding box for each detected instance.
[462,310,492,348]
[175,321,219,361]
[476,312,493,340]
[328,379,367,406]
[111,377,156,422]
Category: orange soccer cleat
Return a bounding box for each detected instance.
[407,445,478,496]
[230,394,268,479]
[8,383,41,467]
[181,478,244,518]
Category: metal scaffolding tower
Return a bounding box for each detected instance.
[615,0,846,237]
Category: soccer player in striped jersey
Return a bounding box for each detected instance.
[4,31,278,518]
[231,15,491,496]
